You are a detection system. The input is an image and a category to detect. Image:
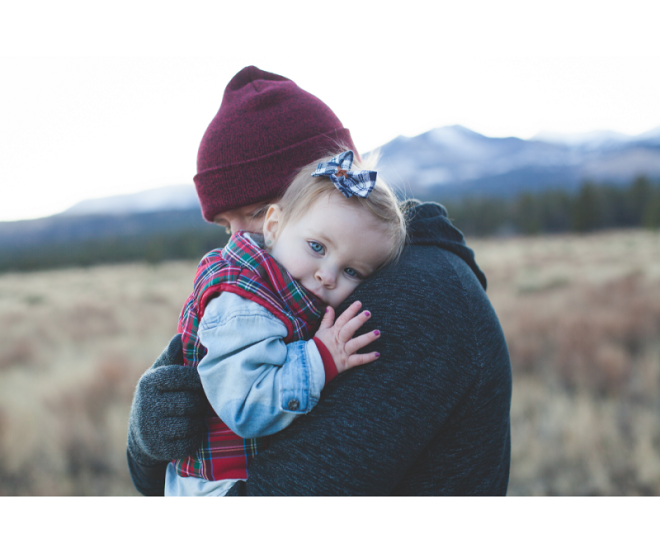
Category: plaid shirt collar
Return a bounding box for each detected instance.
[221,230,325,321]
[221,231,267,270]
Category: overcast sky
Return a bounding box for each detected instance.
[1,1,659,221]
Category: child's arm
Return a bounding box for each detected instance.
[198,293,379,439]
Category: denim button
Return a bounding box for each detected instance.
[288,399,299,410]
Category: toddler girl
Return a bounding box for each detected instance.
[165,150,406,496]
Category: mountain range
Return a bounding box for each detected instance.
[375,125,660,201]
[61,185,200,216]
[48,124,660,219]
[2,125,659,262]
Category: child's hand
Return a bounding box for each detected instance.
[314,301,381,374]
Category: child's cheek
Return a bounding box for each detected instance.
[337,282,360,307]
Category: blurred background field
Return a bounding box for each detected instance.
[474,229,660,495]
[0,228,658,495]
[0,261,193,495]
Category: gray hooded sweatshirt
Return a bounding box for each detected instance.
[127,200,512,495]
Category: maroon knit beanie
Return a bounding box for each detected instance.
[194,66,358,222]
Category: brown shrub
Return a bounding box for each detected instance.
[44,354,140,495]
[63,302,121,342]
[499,269,660,398]
[0,338,37,371]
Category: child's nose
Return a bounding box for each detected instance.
[316,268,336,288]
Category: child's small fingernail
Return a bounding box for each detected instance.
[374,352,380,358]
[374,329,380,336]
[363,311,371,317]
[326,306,330,312]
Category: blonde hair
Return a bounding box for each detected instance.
[275,149,407,267]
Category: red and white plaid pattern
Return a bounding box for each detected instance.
[173,232,324,481]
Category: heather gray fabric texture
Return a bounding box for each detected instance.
[126,334,206,496]
[127,200,512,495]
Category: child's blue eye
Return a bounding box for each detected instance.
[308,241,325,254]
[344,267,362,279]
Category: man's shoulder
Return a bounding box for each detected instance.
[372,242,485,304]
[350,240,502,362]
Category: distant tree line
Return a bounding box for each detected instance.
[0,226,229,273]
[1,176,659,273]
[441,176,660,236]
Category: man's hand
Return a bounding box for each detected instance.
[314,301,381,374]
[127,334,207,466]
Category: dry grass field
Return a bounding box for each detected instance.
[0,229,659,495]
[472,230,660,495]
[0,262,193,495]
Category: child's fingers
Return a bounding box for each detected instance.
[318,306,335,330]
[337,309,372,343]
[346,351,380,370]
[345,329,381,355]
[333,301,362,330]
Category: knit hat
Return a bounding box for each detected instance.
[194,66,358,222]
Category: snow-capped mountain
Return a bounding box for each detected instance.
[62,184,199,216]
[375,125,660,200]
[533,127,660,149]
[376,125,578,187]
[636,126,660,143]
[532,129,631,150]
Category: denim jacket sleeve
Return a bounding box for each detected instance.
[197,292,326,439]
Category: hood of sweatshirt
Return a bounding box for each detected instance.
[403,200,487,291]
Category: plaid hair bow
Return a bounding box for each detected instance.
[311,150,377,199]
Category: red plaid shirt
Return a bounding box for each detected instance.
[173,231,324,481]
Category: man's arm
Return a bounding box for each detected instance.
[126,334,207,495]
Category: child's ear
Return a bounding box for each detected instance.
[263,205,282,245]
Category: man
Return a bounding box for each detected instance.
[126,66,512,495]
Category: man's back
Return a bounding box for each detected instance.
[225,201,512,495]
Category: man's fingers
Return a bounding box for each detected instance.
[346,351,380,369]
[318,306,335,330]
[145,364,204,393]
[157,431,205,459]
[158,392,208,417]
[345,329,381,355]
[334,301,362,329]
